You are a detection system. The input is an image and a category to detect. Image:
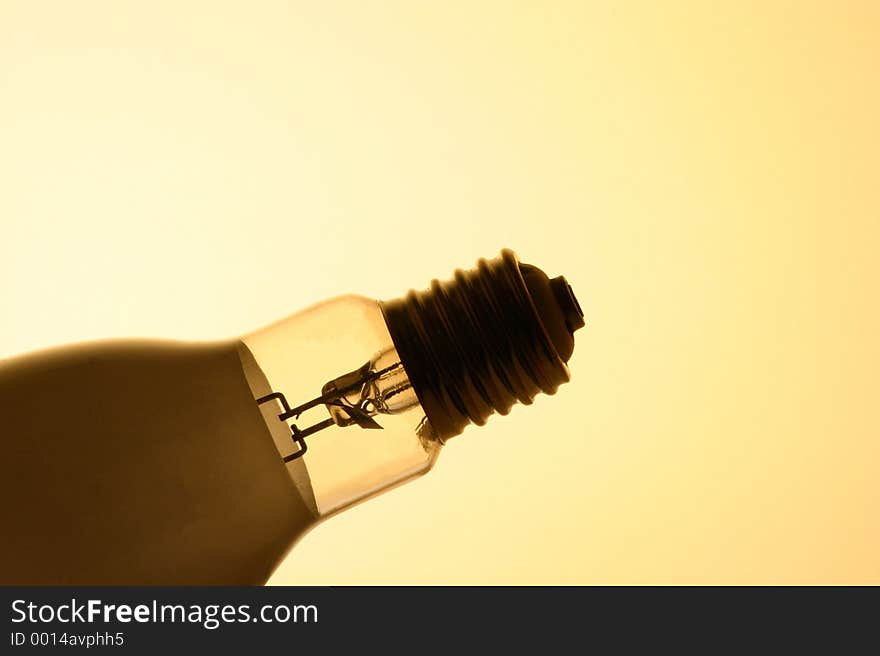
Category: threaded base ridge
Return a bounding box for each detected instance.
[380,249,571,441]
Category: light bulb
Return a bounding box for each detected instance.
[0,249,584,584]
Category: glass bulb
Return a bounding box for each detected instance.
[241,295,441,519]
[0,249,584,584]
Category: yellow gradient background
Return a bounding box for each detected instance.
[1,2,878,584]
